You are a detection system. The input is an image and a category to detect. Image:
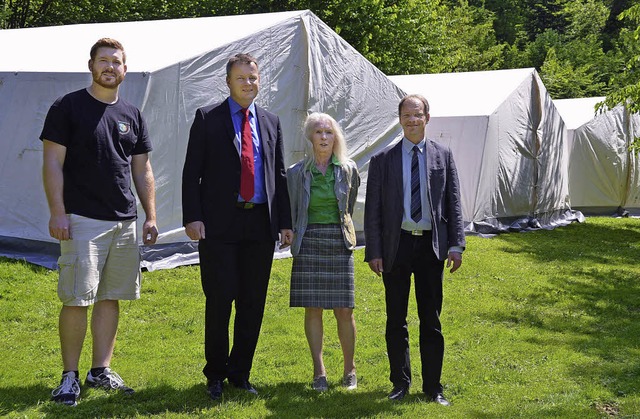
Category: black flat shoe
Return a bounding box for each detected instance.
[388,385,409,401]
[430,392,450,406]
[230,380,258,395]
[207,380,223,401]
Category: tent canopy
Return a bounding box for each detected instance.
[392,68,538,117]
[0,10,406,269]
[555,97,640,214]
[390,68,580,233]
[1,12,304,73]
[554,97,606,131]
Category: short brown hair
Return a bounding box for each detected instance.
[398,94,430,116]
[90,38,126,63]
[226,53,259,77]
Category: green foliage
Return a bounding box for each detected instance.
[527,1,619,98]
[2,0,640,105]
[363,0,504,75]
[468,0,529,44]
[602,4,640,110]
[524,0,567,39]
[600,3,640,150]
[1,217,640,417]
[540,48,607,98]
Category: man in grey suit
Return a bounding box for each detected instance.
[364,94,465,405]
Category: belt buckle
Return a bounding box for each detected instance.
[237,201,255,209]
[411,229,422,236]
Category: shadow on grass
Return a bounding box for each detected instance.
[0,256,52,274]
[487,220,640,398]
[0,384,52,416]
[260,382,408,418]
[2,382,419,418]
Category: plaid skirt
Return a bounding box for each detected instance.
[290,224,355,308]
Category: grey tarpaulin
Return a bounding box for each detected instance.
[390,69,584,234]
[0,10,406,270]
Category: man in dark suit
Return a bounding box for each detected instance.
[364,94,465,406]
[182,53,293,401]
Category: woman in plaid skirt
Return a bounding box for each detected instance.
[287,113,361,392]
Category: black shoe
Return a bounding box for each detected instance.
[207,380,223,401]
[230,380,258,395]
[430,392,451,406]
[388,385,409,401]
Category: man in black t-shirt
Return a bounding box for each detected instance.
[40,38,158,407]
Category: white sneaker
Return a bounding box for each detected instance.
[51,371,81,406]
[312,376,329,392]
[342,372,357,390]
[86,367,134,394]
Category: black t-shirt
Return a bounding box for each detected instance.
[40,88,152,221]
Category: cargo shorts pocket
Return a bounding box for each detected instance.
[57,253,99,305]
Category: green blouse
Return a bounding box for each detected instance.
[308,157,341,224]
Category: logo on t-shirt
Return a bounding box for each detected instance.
[117,121,131,134]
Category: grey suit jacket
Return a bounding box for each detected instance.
[182,98,292,241]
[287,158,360,256]
[364,139,465,268]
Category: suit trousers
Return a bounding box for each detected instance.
[382,230,445,396]
[198,204,275,384]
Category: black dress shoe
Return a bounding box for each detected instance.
[430,393,450,406]
[230,380,258,395]
[207,380,223,401]
[388,385,409,401]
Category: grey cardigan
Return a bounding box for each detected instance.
[286,158,360,256]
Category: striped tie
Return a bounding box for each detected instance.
[410,146,421,222]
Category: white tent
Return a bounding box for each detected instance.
[555,97,640,215]
[0,10,406,269]
[390,68,582,233]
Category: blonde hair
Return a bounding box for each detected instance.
[302,112,348,170]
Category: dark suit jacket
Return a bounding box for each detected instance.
[182,98,291,240]
[364,139,465,268]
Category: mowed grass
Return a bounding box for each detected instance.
[0,216,639,418]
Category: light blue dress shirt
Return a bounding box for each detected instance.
[400,137,464,255]
[401,137,432,231]
[228,97,266,203]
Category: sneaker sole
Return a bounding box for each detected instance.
[86,381,134,394]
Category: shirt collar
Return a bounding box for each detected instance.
[402,137,425,154]
[310,155,340,174]
[228,97,256,116]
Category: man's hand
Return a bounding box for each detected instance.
[446,251,462,273]
[142,219,159,245]
[368,258,384,277]
[185,221,205,241]
[279,229,293,249]
[49,214,70,241]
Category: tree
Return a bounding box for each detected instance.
[540,48,606,97]
[601,3,640,149]
[520,0,622,98]
[364,0,503,75]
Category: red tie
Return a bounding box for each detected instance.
[240,108,255,202]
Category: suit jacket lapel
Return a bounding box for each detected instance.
[220,99,238,153]
[390,142,404,218]
[425,140,440,193]
[256,107,270,154]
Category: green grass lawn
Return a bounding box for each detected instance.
[1,216,639,418]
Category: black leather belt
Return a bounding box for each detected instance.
[235,201,265,210]
[401,229,430,236]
